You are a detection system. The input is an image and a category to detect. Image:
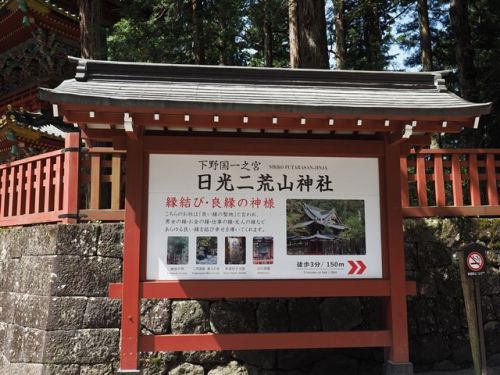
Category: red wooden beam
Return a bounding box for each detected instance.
[139,331,392,352]
[143,136,385,157]
[384,140,410,363]
[119,130,145,371]
[108,280,417,299]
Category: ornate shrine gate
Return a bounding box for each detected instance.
[41,59,491,375]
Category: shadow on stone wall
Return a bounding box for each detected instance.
[0,220,499,374]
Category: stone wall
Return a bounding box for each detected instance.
[0,224,122,374]
[0,220,499,374]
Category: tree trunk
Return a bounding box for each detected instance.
[264,0,273,67]
[192,0,205,64]
[79,0,106,60]
[333,0,346,69]
[288,0,300,68]
[298,0,329,68]
[363,1,383,69]
[450,0,477,101]
[417,0,433,71]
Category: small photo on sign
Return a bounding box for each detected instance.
[253,236,274,264]
[167,236,189,265]
[287,199,366,255]
[196,236,218,265]
[225,236,246,264]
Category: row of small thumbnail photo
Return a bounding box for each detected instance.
[166,236,274,265]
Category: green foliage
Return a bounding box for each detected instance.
[245,0,289,67]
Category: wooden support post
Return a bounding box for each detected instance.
[119,129,144,373]
[62,132,80,224]
[383,140,413,375]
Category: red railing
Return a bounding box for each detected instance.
[402,149,500,217]
[0,132,79,227]
[1,144,500,227]
[0,150,66,226]
[79,147,126,221]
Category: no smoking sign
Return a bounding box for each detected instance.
[461,243,488,278]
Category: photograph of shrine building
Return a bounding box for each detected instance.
[287,199,366,255]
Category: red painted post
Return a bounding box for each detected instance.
[469,154,481,206]
[400,154,409,207]
[416,153,428,207]
[434,154,446,206]
[62,132,80,224]
[119,130,144,373]
[451,154,464,206]
[384,140,412,371]
[0,169,7,217]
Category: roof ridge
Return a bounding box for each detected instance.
[70,57,440,91]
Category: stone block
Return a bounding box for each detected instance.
[434,297,462,333]
[42,364,80,375]
[140,351,177,374]
[0,261,6,291]
[22,226,58,256]
[310,355,358,375]
[46,297,87,330]
[180,351,228,366]
[412,299,436,335]
[141,299,170,334]
[169,363,205,375]
[410,334,451,365]
[97,224,123,258]
[5,228,26,259]
[21,327,46,363]
[360,297,385,330]
[207,361,251,375]
[8,363,44,375]
[17,256,56,295]
[257,300,288,332]
[55,224,99,256]
[3,259,20,292]
[7,324,23,363]
[0,322,8,354]
[320,297,362,331]
[13,294,50,329]
[232,350,275,369]
[276,349,324,370]
[80,363,115,374]
[0,292,17,323]
[44,329,119,364]
[485,321,500,354]
[383,361,413,375]
[0,231,8,261]
[171,300,207,334]
[210,301,256,334]
[82,297,121,329]
[288,299,321,332]
[449,334,472,365]
[51,256,121,297]
[481,296,497,322]
[492,295,500,320]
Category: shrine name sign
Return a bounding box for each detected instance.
[147,154,382,280]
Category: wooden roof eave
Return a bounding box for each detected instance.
[48,100,482,137]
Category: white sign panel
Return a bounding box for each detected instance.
[147,154,382,280]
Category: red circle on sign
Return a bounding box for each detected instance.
[466,251,484,272]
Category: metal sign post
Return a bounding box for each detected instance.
[458,243,488,375]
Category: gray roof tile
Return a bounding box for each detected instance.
[40,58,491,118]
